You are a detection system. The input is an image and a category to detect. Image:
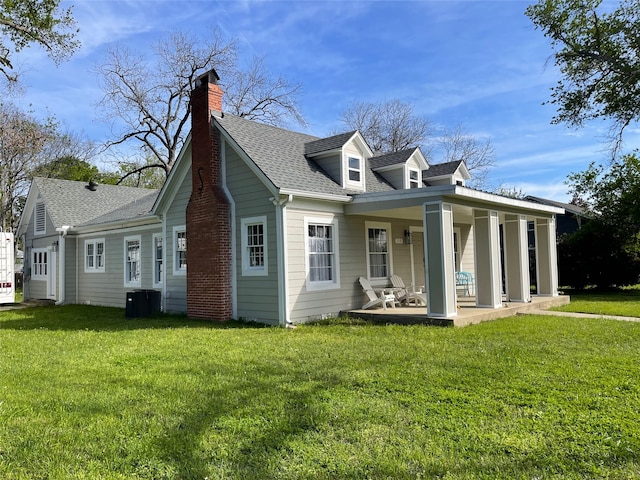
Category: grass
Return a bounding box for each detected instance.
[553,285,640,317]
[1,305,640,479]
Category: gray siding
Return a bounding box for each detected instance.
[312,153,342,185]
[379,166,404,190]
[225,142,279,323]
[164,170,191,313]
[75,227,161,308]
[23,202,57,300]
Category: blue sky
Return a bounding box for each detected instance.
[10,0,633,202]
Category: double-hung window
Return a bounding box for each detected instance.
[31,248,48,281]
[173,226,186,275]
[241,216,267,276]
[153,233,163,287]
[85,239,105,273]
[366,222,391,282]
[305,217,340,290]
[347,156,362,183]
[408,168,421,189]
[124,235,141,287]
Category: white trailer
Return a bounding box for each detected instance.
[0,231,15,303]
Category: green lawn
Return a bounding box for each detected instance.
[554,285,640,317]
[1,305,640,479]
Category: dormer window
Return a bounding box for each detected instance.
[408,168,421,189]
[347,156,362,183]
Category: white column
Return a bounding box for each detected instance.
[473,209,502,308]
[535,217,559,296]
[423,202,457,317]
[503,214,531,302]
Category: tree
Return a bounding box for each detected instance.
[436,125,496,190]
[340,99,433,155]
[0,0,79,82]
[558,154,640,288]
[95,29,304,181]
[339,101,495,188]
[526,0,640,153]
[0,103,56,231]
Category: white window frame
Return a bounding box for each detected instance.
[152,233,163,288]
[241,216,268,276]
[305,216,340,291]
[34,201,46,235]
[84,238,105,273]
[173,226,187,276]
[365,221,392,284]
[408,167,421,189]
[31,248,48,281]
[346,155,363,186]
[453,227,462,272]
[124,235,141,288]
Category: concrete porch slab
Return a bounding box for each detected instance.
[341,295,571,327]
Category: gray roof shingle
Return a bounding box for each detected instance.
[369,149,417,170]
[33,177,159,228]
[215,114,394,195]
[304,131,357,155]
[423,160,463,179]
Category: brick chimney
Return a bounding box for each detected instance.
[185,69,232,321]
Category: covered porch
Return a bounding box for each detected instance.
[345,185,565,320]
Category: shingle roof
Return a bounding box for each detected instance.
[525,196,586,216]
[304,131,357,155]
[423,160,463,179]
[33,177,159,228]
[369,149,416,170]
[215,114,394,195]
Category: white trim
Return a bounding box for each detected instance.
[453,227,462,272]
[304,215,341,291]
[365,221,393,285]
[124,235,142,288]
[345,155,363,188]
[220,140,237,320]
[152,232,163,288]
[84,238,105,273]
[407,167,421,189]
[172,226,187,276]
[240,216,268,276]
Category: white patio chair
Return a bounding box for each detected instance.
[390,274,426,306]
[358,276,396,310]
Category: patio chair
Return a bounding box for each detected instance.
[390,274,426,306]
[455,271,475,296]
[358,276,396,310]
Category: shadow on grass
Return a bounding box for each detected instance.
[0,304,271,332]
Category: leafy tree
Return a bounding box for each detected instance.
[526,0,640,152]
[95,29,304,180]
[0,0,79,82]
[32,156,105,182]
[559,154,640,288]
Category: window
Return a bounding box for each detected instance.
[34,201,46,235]
[408,168,421,189]
[84,239,105,273]
[305,217,340,290]
[153,233,163,287]
[31,248,48,281]
[347,156,362,183]
[124,236,141,287]
[366,222,391,281]
[173,226,186,275]
[241,216,267,276]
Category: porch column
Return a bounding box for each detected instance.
[535,217,559,296]
[423,202,457,317]
[473,209,502,308]
[503,214,531,303]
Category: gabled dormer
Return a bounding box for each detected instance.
[422,160,471,187]
[368,147,429,190]
[304,131,373,192]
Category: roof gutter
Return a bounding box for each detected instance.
[278,188,352,203]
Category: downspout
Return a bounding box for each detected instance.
[271,194,293,327]
[54,226,71,305]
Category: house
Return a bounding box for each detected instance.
[17,70,564,325]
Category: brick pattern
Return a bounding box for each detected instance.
[186,80,233,321]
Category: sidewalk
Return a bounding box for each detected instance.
[522,309,640,323]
